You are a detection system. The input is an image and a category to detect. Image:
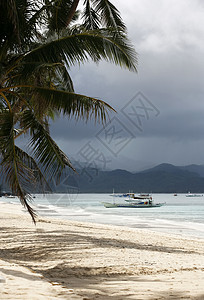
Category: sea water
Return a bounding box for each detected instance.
[2,193,204,239]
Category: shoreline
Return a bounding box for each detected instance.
[2,193,204,240]
[2,199,204,241]
[0,203,204,299]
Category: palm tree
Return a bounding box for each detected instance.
[0,0,137,222]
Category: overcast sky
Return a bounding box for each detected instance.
[50,0,204,172]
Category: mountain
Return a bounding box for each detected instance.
[72,163,204,193]
[141,163,185,174]
[140,163,204,176]
[1,163,204,194]
[179,164,204,177]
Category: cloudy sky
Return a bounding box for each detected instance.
[50,0,204,172]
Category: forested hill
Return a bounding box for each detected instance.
[72,163,204,193]
[1,163,204,194]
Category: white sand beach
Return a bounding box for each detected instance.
[0,202,204,299]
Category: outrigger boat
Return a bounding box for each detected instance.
[102,193,165,208]
[102,201,164,208]
[186,192,203,197]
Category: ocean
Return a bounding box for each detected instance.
[2,193,204,239]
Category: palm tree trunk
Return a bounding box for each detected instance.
[66,0,80,27]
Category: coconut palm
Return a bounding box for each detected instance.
[0,0,137,222]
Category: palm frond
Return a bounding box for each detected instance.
[92,0,127,32]
[0,0,39,52]
[25,86,114,122]
[0,109,37,223]
[0,0,19,43]
[14,145,51,193]
[47,0,74,32]
[18,62,74,91]
[22,29,137,72]
[82,0,100,30]
[20,109,75,180]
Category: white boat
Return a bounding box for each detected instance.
[102,200,164,208]
[125,193,152,201]
[186,193,203,197]
[102,193,165,208]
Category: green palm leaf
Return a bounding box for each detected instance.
[92,0,127,32]
[0,109,37,222]
[18,61,74,92]
[82,0,100,30]
[20,109,75,179]
[30,87,114,121]
[22,29,137,71]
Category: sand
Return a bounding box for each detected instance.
[0,202,204,300]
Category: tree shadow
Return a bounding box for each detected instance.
[29,267,204,300]
[151,290,204,300]
[0,225,203,299]
[0,267,43,281]
[0,226,198,263]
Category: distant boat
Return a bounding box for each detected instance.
[109,190,135,198]
[102,193,165,208]
[109,192,151,199]
[102,201,165,208]
[0,192,15,198]
[109,193,134,198]
[186,193,203,197]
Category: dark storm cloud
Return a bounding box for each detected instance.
[50,117,101,141]
[50,0,204,170]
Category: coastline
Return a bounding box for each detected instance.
[0,203,204,299]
